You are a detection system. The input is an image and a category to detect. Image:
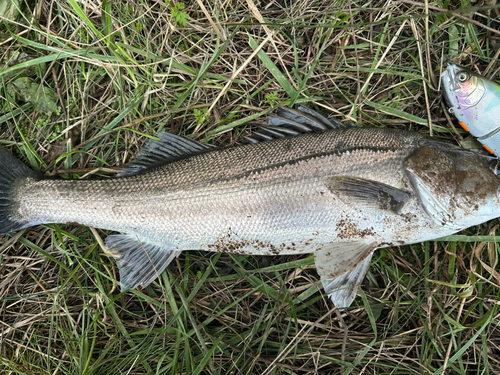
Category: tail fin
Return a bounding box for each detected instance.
[0,146,41,235]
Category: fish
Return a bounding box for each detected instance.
[1,105,500,308]
[441,63,500,156]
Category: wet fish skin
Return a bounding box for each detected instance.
[14,128,414,237]
[1,113,500,308]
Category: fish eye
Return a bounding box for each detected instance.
[458,71,470,82]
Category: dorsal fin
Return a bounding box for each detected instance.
[296,105,355,129]
[266,114,316,132]
[119,132,216,176]
[242,126,300,144]
[260,125,300,137]
[294,105,336,129]
[277,106,353,130]
[274,107,329,131]
[245,106,354,144]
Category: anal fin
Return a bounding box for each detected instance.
[315,241,377,308]
[105,233,181,291]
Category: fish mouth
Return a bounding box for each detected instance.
[441,63,461,92]
[441,63,460,109]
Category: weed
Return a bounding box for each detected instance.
[169,1,189,27]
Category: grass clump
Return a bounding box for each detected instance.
[0,0,499,374]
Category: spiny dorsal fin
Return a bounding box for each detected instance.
[298,104,350,129]
[267,114,316,132]
[278,105,353,130]
[273,106,329,131]
[245,106,353,144]
[119,132,216,176]
[242,126,301,144]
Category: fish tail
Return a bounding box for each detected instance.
[0,146,41,235]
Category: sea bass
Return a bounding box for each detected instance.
[1,106,500,308]
[441,63,500,156]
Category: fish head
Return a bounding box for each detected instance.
[441,64,488,110]
[441,63,500,154]
[404,142,500,229]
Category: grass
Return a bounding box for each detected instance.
[0,0,500,373]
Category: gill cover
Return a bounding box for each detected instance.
[404,142,500,228]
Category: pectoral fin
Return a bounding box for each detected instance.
[314,241,377,308]
[324,176,411,214]
[105,233,181,291]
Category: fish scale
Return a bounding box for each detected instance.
[1,109,500,308]
[17,130,410,243]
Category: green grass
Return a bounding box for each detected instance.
[1,0,500,373]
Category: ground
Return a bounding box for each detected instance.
[0,0,499,374]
